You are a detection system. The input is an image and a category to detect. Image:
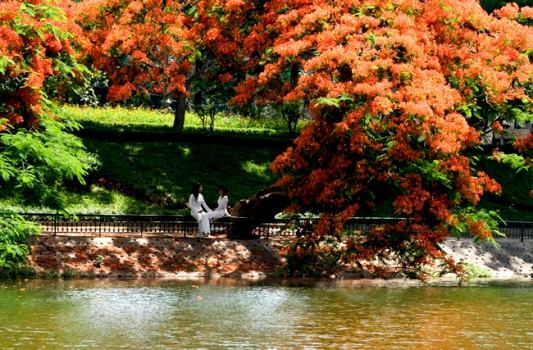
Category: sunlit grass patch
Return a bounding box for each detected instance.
[241,161,272,180]
[62,105,174,126]
[62,105,307,136]
[460,262,493,279]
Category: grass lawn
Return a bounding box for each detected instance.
[0,138,283,215]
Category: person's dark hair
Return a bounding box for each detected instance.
[219,185,228,197]
[192,183,202,201]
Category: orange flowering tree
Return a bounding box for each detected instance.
[0,0,91,269]
[75,0,259,131]
[75,0,197,129]
[0,0,89,127]
[221,0,533,278]
[75,0,243,130]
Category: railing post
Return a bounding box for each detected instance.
[54,213,57,236]
[521,223,525,243]
[99,216,102,237]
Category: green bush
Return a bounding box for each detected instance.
[0,212,41,269]
[460,261,493,279]
[0,264,38,279]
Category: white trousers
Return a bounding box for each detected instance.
[208,209,225,220]
[191,210,210,236]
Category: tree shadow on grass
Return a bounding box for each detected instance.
[79,138,285,214]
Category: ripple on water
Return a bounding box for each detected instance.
[1,278,533,349]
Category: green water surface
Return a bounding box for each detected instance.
[1,278,532,349]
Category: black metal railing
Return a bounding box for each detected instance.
[495,221,533,242]
[19,213,227,237]
[347,219,533,242]
[16,213,533,241]
[288,217,533,242]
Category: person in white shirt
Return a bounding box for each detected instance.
[188,183,211,238]
[208,186,230,220]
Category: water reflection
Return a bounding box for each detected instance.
[1,278,533,349]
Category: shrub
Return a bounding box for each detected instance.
[0,212,41,269]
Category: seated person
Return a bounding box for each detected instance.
[208,186,230,220]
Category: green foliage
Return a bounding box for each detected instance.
[278,101,304,134]
[491,152,530,172]
[1,136,281,214]
[479,0,506,12]
[93,254,104,267]
[0,264,38,279]
[195,98,219,132]
[477,200,533,221]
[0,117,90,214]
[0,266,91,280]
[1,0,94,273]
[182,263,199,272]
[459,261,493,279]
[64,105,174,126]
[449,208,504,245]
[60,268,79,279]
[190,55,241,127]
[38,270,61,279]
[0,212,41,269]
[80,139,279,212]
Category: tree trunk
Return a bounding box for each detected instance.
[172,95,187,131]
[193,90,202,107]
[225,184,291,239]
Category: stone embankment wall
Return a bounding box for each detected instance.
[26,235,533,279]
[439,238,533,278]
[27,235,289,278]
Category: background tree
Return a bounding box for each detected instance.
[75,0,247,131]
[75,0,197,130]
[0,0,92,269]
[190,55,239,132]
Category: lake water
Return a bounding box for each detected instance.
[1,278,533,349]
